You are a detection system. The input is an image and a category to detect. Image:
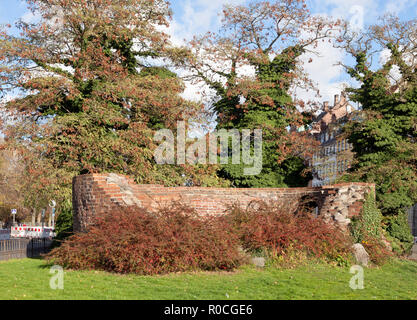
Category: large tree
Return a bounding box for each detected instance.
[0,0,223,214]
[183,0,338,187]
[339,15,417,252]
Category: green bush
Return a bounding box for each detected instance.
[349,192,394,265]
[384,211,414,255]
[350,191,382,243]
[51,207,73,248]
[350,191,413,258]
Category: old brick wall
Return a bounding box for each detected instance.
[72,173,375,232]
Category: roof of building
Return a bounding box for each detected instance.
[311,93,354,134]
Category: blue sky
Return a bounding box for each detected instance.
[1,0,417,103]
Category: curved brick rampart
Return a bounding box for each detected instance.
[72,173,375,232]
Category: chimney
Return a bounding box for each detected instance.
[324,101,329,112]
[340,92,347,104]
[334,94,340,106]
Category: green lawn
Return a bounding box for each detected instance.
[0,258,416,300]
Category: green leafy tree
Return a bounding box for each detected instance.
[185,0,336,187]
[339,15,417,253]
[216,46,312,187]
[51,206,73,248]
[350,191,383,243]
[0,0,224,216]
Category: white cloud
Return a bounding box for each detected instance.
[291,1,379,104]
[311,0,378,21]
[294,31,348,104]
[21,10,40,24]
[385,0,417,14]
[167,1,247,108]
[169,0,245,44]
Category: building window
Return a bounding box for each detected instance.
[337,141,340,152]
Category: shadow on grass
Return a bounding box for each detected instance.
[33,254,57,269]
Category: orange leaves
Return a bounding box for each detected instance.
[0,0,206,210]
[275,129,319,163]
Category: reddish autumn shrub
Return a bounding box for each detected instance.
[360,235,392,266]
[226,201,352,263]
[47,204,244,275]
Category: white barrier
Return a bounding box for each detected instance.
[0,229,10,240]
[10,226,55,239]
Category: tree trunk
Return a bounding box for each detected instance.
[37,210,42,225]
[31,208,36,225]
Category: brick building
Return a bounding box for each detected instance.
[309,93,357,187]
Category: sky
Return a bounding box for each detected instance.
[0,0,417,105]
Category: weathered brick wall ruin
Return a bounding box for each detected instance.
[72,173,375,233]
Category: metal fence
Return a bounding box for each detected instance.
[0,238,53,261]
[0,229,10,240]
[408,204,417,237]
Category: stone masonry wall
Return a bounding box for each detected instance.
[72,173,375,232]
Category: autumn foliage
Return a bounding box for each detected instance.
[183,0,338,187]
[47,204,244,275]
[0,0,223,212]
[227,201,352,263]
[47,200,357,274]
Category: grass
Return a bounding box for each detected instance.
[0,258,416,300]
